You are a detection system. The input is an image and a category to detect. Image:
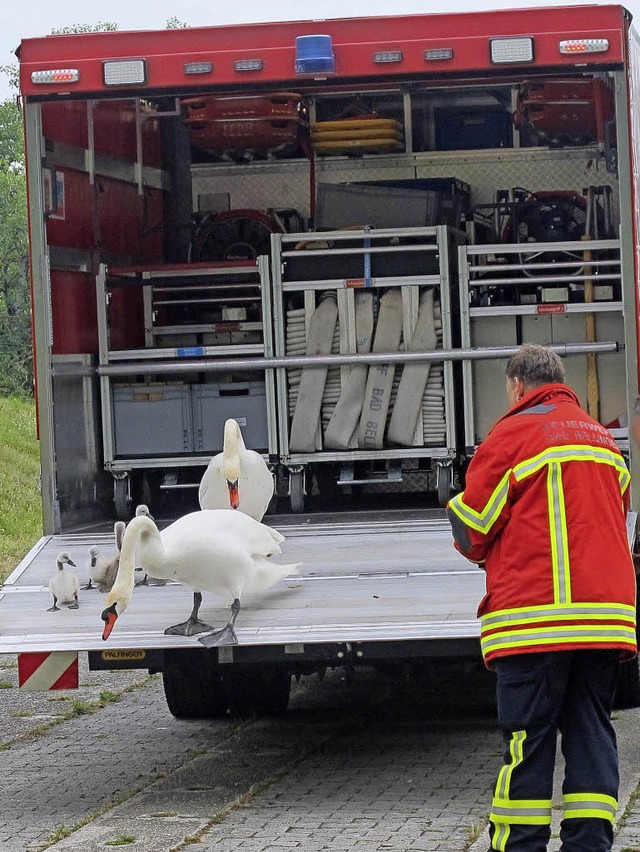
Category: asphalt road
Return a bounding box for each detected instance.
[1,654,640,852]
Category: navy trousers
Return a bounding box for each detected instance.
[489,650,620,852]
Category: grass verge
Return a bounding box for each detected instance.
[0,396,42,581]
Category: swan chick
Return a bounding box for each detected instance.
[48,552,79,611]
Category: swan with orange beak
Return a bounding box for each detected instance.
[100,508,299,644]
[198,418,274,521]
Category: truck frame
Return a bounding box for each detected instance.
[4,3,640,716]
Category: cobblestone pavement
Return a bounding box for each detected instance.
[1,654,640,852]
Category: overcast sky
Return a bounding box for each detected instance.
[2,0,640,101]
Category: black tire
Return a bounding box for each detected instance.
[114,477,130,521]
[289,471,305,514]
[436,466,452,507]
[162,650,229,719]
[224,666,291,717]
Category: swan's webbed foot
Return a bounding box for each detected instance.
[164,617,214,636]
[68,602,79,610]
[198,598,241,647]
[47,604,60,612]
[81,580,94,591]
[198,623,238,647]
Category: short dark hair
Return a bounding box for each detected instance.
[506,343,565,387]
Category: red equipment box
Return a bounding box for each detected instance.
[514,78,615,146]
[182,92,308,156]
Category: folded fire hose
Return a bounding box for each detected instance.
[324,290,374,449]
[288,293,339,452]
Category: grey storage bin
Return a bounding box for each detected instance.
[315,182,440,229]
[193,382,268,452]
[112,383,193,456]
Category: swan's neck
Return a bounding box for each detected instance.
[223,421,244,481]
[110,516,162,600]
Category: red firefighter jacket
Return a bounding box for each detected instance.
[447,383,637,666]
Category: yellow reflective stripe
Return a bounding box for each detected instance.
[490,796,552,825]
[495,729,525,801]
[563,792,617,823]
[448,470,511,534]
[547,461,571,604]
[492,821,510,851]
[450,443,628,543]
[481,625,637,656]
[514,444,628,484]
[482,602,636,630]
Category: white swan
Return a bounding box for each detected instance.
[48,552,79,611]
[101,509,300,645]
[84,521,126,592]
[198,418,274,521]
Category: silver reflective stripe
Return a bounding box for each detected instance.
[515,403,556,416]
[482,626,636,653]
[563,799,617,817]
[482,604,635,628]
[491,804,552,818]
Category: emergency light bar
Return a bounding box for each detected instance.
[424,48,454,61]
[234,59,263,72]
[373,51,403,63]
[490,37,534,64]
[295,34,336,74]
[31,69,79,85]
[103,59,146,85]
[559,39,609,54]
[184,62,213,75]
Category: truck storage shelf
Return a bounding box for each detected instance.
[469,302,623,317]
[285,447,452,464]
[282,275,440,291]
[106,344,265,360]
[107,261,259,280]
[189,145,606,178]
[151,322,264,335]
[105,456,218,471]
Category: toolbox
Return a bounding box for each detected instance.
[435,107,512,150]
[182,92,308,156]
[513,78,615,146]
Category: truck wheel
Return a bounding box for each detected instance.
[224,666,291,717]
[289,471,305,513]
[436,464,452,507]
[114,477,130,521]
[162,650,229,719]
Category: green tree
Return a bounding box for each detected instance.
[0,99,30,395]
[0,22,119,397]
[166,17,190,28]
[50,22,118,34]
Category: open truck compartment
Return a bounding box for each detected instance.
[19,4,638,531]
[8,5,640,712]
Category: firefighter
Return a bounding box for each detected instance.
[447,343,637,852]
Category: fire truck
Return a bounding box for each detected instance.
[3,4,640,716]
